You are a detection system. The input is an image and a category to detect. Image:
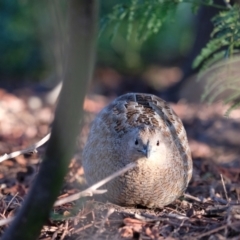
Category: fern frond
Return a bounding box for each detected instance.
[207,76,240,103]
[224,91,240,104]
[197,55,240,82]
[201,74,227,101]
[101,0,229,43]
[225,101,240,117]
[100,0,181,42]
[198,56,240,115]
[193,4,240,70]
[198,50,226,74]
[193,37,229,69]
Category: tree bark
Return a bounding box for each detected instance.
[2,1,98,239]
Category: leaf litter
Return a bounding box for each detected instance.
[0,88,240,239]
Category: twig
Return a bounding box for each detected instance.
[60,220,69,240]
[196,224,227,239]
[210,185,228,205]
[51,229,60,240]
[0,217,14,227]
[3,193,19,216]
[165,213,188,220]
[74,222,94,234]
[184,193,202,202]
[130,213,206,230]
[0,162,136,228]
[54,162,136,206]
[0,133,50,162]
[206,205,229,215]
[220,174,229,204]
[171,218,187,238]
[94,208,115,238]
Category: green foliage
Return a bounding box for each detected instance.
[98,0,196,71]
[191,0,213,13]
[225,101,240,117]
[0,0,195,83]
[0,0,67,84]
[100,0,181,42]
[193,4,240,70]
[193,5,240,116]
[197,57,240,116]
[100,0,226,43]
[102,1,240,115]
[0,0,44,79]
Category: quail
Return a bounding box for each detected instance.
[82,93,192,208]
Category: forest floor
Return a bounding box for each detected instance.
[0,84,240,240]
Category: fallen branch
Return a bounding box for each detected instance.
[54,162,136,206]
[0,162,136,227]
[0,133,50,163]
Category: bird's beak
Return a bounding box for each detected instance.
[143,144,151,159]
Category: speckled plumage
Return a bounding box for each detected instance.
[82,93,192,208]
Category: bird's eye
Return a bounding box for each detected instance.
[135,139,138,145]
[156,141,159,146]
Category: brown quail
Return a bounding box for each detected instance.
[82,93,192,208]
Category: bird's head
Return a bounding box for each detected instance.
[122,126,167,162]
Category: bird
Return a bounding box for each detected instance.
[82,93,192,208]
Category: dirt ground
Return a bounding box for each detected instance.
[0,83,240,239]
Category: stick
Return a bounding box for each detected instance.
[0,162,136,227]
[0,133,50,162]
[54,162,136,206]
